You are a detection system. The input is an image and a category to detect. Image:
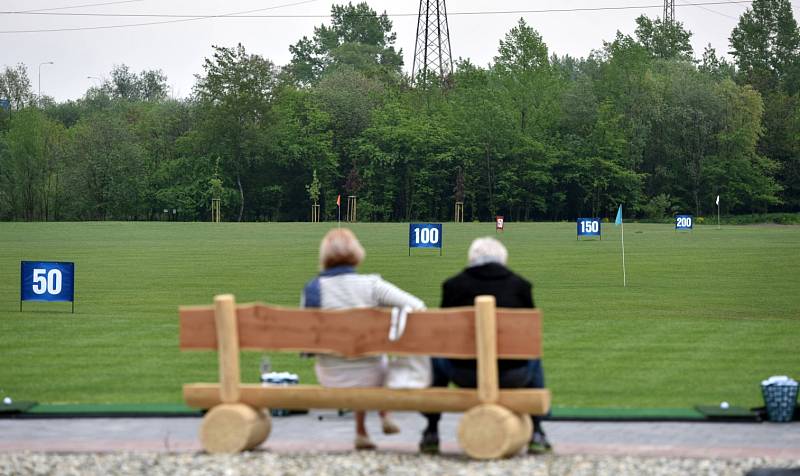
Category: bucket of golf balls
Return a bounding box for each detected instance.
[761,376,798,422]
[260,371,300,417]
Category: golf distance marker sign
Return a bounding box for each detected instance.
[20,261,75,312]
[409,223,443,256]
[675,215,693,231]
[577,218,601,240]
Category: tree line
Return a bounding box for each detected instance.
[1,0,798,222]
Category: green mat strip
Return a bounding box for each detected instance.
[550,406,705,420]
[6,403,715,420]
[25,403,202,416]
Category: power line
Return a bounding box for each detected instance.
[0,1,752,34]
[1,1,754,18]
[676,0,739,19]
[0,0,321,35]
[17,0,144,14]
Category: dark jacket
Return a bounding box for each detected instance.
[441,262,535,372]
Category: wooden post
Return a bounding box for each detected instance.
[214,294,240,403]
[347,196,357,222]
[311,203,320,222]
[455,201,464,223]
[211,198,221,223]
[475,295,499,404]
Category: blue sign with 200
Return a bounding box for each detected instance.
[676,215,693,230]
[409,223,442,256]
[20,261,75,303]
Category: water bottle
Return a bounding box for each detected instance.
[260,356,271,381]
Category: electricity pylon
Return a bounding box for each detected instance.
[664,0,675,23]
[412,0,453,85]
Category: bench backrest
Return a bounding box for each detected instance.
[180,294,542,406]
[180,301,542,359]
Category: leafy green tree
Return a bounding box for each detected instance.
[63,109,147,219]
[306,169,321,205]
[445,61,519,219]
[102,64,169,102]
[270,87,337,220]
[731,0,800,95]
[756,90,799,208]
[699,44,735,80]
[706,80,781,212]
[558,100,643,217]
[651,63,722,215]
[356,98,453,220]
[594,32,660,179]
[0,64,34,111]
[134,100,194,218]
[493,19,562,135]
[192,44,278,221]
[288,2,403,85]
[0,108,65,220]
[634,15,693,60]
[315,66,384,142]
[730,0,800,210]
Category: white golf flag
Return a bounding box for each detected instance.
[716,195,719,206]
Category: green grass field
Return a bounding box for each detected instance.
[1,221,798,409]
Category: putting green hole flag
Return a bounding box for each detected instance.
[615,205,622,226]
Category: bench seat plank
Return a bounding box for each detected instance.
[184,384,551,415]
[180,304,542,359]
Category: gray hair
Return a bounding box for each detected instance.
[467,237,508,267]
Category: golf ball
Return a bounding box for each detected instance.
[720,401,729,409]
[2,397,11,405]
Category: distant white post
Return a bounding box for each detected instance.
[615,205,626,287]
[621,220,627,287]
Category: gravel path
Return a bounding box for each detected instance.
[2,452,799,476]
[4,414,800,475]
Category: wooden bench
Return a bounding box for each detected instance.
[179,294,550,459]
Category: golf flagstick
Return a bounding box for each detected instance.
[621,219,627,287]
[615,205,626,287]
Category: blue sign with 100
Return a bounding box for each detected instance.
[409,223,442,255]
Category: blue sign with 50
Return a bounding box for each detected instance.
[20,261,75,311]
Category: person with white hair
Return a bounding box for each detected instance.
[419,236,552,455]
[301,228,426,451]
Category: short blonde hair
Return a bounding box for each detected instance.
[467,237,508,266]
[319,228,366,270]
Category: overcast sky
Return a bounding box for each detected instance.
[2,0,798,102]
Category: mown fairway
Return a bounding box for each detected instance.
[1,221,798,408]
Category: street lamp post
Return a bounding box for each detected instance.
[38,61,54,106]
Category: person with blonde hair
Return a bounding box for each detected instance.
[301,228,426,450]
[419,237,552,455]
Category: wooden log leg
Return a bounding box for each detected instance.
[457,404,528,459]
[507,413,533,456]
[200,403,272,453]
[245,408,271,450]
